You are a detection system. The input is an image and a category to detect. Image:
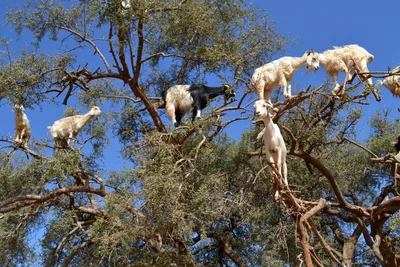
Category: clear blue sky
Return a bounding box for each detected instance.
[1,0,399,263]
[1,0,399,159]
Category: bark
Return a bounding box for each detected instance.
[342,227,362,267]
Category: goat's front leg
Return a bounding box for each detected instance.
[191,107,201,121]
[264,89,273,106]
[281,77,291,99]
[68,133,77,149]
[256,128,265,141]
[255,79,266,100]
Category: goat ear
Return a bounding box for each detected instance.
[306,55,312,65]
[306,50,311,56]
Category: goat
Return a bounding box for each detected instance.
[375,66,400,97]
[14,104,31,146]
[254,99,288,201]
[164,84,236,127]
[318,44,381,101]
[251,51,320,104]
[48,106,101,149]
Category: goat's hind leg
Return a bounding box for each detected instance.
[357,62,382,102]
[266,152,280,201]
[14,129,24,145]
[175,110,183,127]
[166,104,179,127]
[282,161,288,186]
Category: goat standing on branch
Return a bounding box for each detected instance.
[251,51,320,104]
[254,99,288,201]
[48,106,101,149]
[14,104,31,147]
[375,66,400,97]
[164,84,236,127]
[318,44,381,101]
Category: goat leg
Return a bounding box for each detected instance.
[347,73,356,85]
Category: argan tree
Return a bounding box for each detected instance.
[0,1,399,266]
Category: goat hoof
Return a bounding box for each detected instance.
[174,122,180,127]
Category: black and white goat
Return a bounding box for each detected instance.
[164,84,236,127]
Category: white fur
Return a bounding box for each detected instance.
[48,106,101,149]
[121,0,131,8]
[318,44,374,95]
[165,85,193,125]
[375,66,400,97]
[254,100,288,200]
[14,104,31,146]
[252,51,320,103]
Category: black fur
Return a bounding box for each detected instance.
[395,136,400,153]
[164,84,236,127]
[188,84,236,122]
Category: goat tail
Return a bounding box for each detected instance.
[367,54,374,63]
[388,86,400,98]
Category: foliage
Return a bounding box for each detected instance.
[0,1,399,267]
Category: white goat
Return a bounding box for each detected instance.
[318,44,378,99]
[375,66,400,97]
[254,99,288,201]
[48,106,101,149]
[251,51,320,103]
[14,104,31,146]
